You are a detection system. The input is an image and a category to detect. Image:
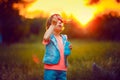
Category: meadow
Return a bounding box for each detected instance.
[0,40,120,80]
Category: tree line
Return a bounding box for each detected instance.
[0,0,120,44]
[63,11,120,41]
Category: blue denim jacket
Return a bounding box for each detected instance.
[43,34,71,66]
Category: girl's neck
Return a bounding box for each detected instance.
[53,32,60,37]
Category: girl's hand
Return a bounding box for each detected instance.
[51,16,58,26]
[69,44,72,50]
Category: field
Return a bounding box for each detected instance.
[0,40,120,80]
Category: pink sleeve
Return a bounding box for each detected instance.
[42,39,50,45]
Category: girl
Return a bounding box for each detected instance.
[42,13,72,80]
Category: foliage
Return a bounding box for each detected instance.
[0,0,120,43]
[62,19,84,39]
[0,0,46,44]
[0,0,25,43]
[87,11,120,41]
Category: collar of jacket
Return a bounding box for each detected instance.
[50,34,66,51]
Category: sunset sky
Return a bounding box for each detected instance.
[13,0,120,27]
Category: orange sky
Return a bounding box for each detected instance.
[13,0,120,28]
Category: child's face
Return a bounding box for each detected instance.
[52,15,64,32]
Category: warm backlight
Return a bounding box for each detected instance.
[13,0,120,28]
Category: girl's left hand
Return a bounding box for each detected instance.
[69,44,72,50]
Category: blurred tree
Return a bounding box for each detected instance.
[63,19,84,39]
[0,0,21,43]
[116,0,120,3]
[100,12,120,41]
[86,15,103,40]
[30,18,46,35]
[87,0,100,5]
[87,11,120,41]
[0,0,33,44]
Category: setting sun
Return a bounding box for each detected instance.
[13,0,120,28]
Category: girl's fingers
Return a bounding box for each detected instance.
[52,16,58,25]
[69,44,72,50]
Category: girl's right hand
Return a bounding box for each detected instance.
[51,16,58,26]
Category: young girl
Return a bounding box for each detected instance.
[42,13,72,80]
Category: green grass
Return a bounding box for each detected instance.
[68,40,120,80]
[0,42,45,80]
[0,40,120,80]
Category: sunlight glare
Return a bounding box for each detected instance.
[13,0,120,28]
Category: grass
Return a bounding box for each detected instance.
[0,40,120,80]
[68,40,120,80]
